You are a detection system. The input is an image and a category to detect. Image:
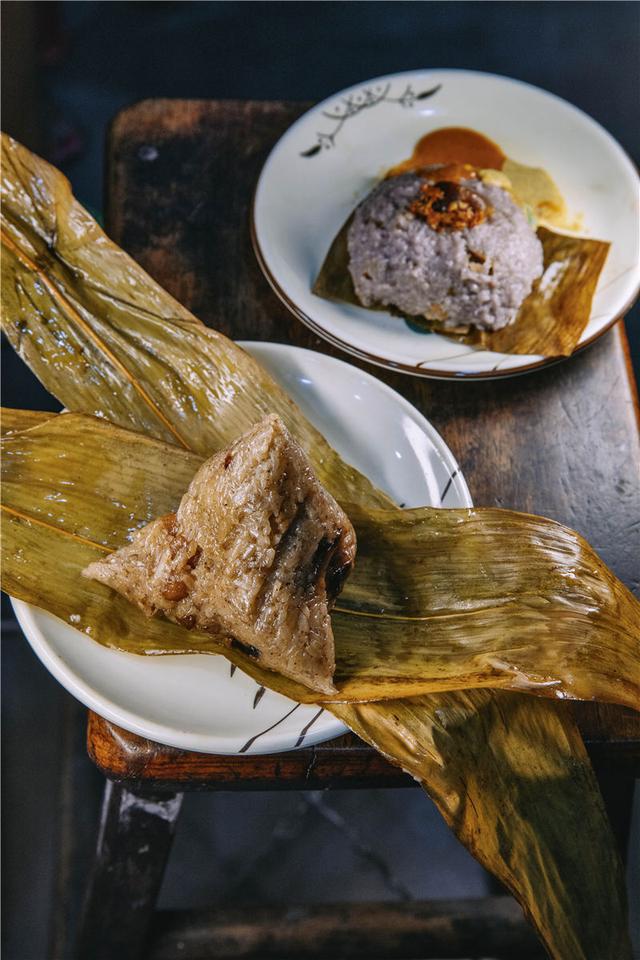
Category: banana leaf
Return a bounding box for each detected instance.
[0,411,633,958]
[0,135,633,958]
[3,412,639,711]
[314,216,609,358]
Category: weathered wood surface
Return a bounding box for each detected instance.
[97,98,640,782]
[87,714,407,789]
[146,897,545,959]
[88,710,640,790]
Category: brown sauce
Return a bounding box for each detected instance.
[388,127,506,176]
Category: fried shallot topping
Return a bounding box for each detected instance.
[410,179,489,231]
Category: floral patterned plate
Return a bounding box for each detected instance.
[252,69,639,379]
[12,342,471,755]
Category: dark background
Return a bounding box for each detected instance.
[2,3,639,959]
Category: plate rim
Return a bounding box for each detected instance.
[252,67,640,381]
[11,340,472,754]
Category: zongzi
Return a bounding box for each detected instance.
[346,168,544,332]
[314,126,610,356]
[83,414,356,695]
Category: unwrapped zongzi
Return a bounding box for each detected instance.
[83,415,356,695]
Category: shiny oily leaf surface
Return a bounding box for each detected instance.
[334,501,640,706]
[3,412,638,712]
[313,216,609,358]
[0,133,388,511]
[0,412,318,701]
[1,415,632,958]
[0,137,631,959]
[0,408,55,438]
[331,690,630,960]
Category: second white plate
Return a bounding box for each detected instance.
[253,69,639,379]
[13,342,471,754]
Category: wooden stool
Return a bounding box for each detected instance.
[75,706,639,960]
[72,98,640,959]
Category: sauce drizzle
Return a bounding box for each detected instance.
[388,126,506,176]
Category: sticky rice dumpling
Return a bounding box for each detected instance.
[83,415,356,694]
[346,167,544,331]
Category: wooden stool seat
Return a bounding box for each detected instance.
[88,705,640,790]
[79,706,639,960]
[73,98,640,960]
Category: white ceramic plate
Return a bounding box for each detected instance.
[253,69,640,379]
[12,342,471,755]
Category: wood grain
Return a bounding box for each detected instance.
[87,714,408,790]
[93,98,640,783]
[146,897,544,959]
[87,711,640,789]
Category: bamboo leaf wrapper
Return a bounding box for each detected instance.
[0,134,634,959]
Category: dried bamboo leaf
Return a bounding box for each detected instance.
[0,408,55,438]
[0,412,319,701]
[313,211,609,358]
[312,213,356,305]
[331,691,631,960]
[0,138,632,958]
[334,501,639,708]
[4,412,638,712]
[1,413,632,957]
[0,134,388,511]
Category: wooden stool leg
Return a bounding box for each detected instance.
[592,761,636,864]
[75,781,183,960]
